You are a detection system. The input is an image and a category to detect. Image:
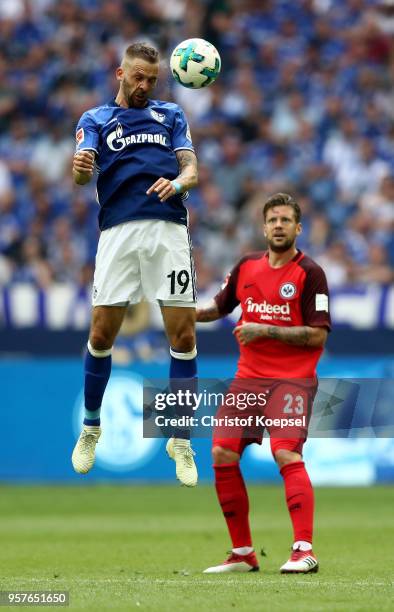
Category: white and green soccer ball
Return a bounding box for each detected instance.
[170,38,221,88]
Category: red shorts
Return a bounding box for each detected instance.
[212,378,317,458]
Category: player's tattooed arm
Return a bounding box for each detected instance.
[196,300,223,322]
[146,150,198,202]
[233,323,327,348]
[265,325,328,347]
[175,149,198,190]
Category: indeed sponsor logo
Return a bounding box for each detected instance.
[245,297,290,315]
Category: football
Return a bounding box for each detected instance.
[170,38,221,89]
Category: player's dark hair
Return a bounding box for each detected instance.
[123,43,159,64]
[263,193,301,223]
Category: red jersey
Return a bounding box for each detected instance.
[214,250,331,378]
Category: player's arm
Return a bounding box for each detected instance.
[73,150,95,185]
[174,148,198,190]
[73,113,99,185]
[233,323,328,347]
[197,260,243,323]
[146,149,198,202]
[196,300,223,322]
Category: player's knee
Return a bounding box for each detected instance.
[212,446,240,465]
[274,449,301,470]
[170,329,196,353]
[89,329,113,352]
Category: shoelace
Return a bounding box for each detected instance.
[182,447,196,467]
[79,432,98,456]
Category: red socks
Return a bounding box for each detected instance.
[280,461,314,544]
[214,462,252,548]
[214,460,314,549]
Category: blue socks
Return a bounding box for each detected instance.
[83,341,112,426]
[83,342,196,434]
[170,346,198,440]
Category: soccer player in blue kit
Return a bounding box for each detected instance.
[71,43,198,486]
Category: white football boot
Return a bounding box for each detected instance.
[72,426,101,474]
[166,437,198,487]
[280,548,319,573]
[203,551,259,574]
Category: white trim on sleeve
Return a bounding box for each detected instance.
[173,147,195,152]
[77,147,99,155]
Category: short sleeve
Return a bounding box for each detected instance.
[171,106,194,152]
[214,261,242,315]
[301,265,331,331]
[75,111,99,154]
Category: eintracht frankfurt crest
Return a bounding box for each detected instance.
[279,282,297,299]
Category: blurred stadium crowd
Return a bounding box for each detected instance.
[0,0,393,299]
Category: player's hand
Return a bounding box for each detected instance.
[73,151,95,176]
[233,322,265,345]
[146,177,177,202]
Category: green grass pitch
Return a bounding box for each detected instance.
[0,485,392,611]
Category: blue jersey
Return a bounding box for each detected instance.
[75,99,194,230]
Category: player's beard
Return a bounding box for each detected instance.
[123,84,148,108]
[267,236,296,252]
[129,92,148,108]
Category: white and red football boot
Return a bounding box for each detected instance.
[280,548,319,574]
[203,551,259,574]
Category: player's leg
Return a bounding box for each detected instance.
[85,304,127,422]
[267,381,318,572]
[140,220,198,486]
[72,222,142,474]
[161,303,197,440]
[161,304,198,487]
[203,440,259,573]
[72,305,127,474]
[271,440,318,573]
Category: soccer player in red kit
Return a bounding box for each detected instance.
[196,193,331,574]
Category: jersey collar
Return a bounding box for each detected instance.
[264,248,303,268]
